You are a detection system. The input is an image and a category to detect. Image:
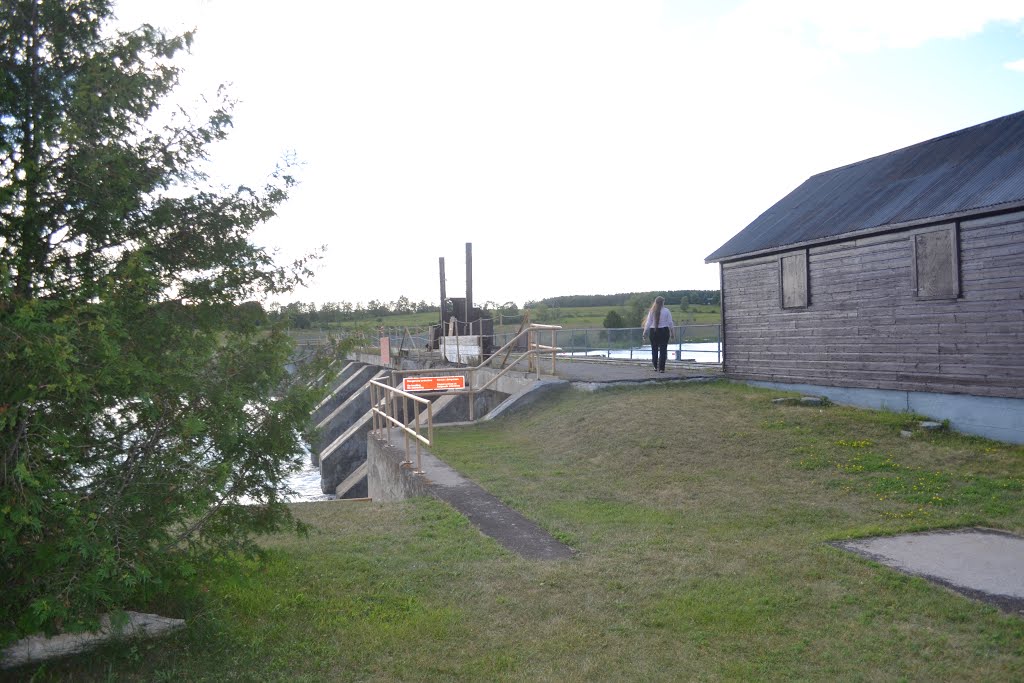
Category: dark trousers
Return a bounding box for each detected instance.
[650,327,670,370]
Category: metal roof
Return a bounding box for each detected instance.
[705,109,1024,263]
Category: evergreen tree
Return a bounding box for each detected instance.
[0,0,329,639]
[602,309,625,328]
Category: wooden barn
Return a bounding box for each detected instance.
[705,110,1024,443]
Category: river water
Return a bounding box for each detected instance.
[286,458,335,502]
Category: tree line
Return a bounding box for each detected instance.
[269,291,721,328]
[527,290,720,308]
[265,299,524,328]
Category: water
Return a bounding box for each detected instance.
[562,342,720,363]
[285,458,335,502]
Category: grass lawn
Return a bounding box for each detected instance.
[16,381,1024,681]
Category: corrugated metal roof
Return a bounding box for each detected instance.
[705,110,1024,263]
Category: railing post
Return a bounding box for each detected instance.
[370,383,377,437]
[550,328,556,375]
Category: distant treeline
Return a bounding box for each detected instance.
[265,298,441,328]
[529,290,720,308]
[265,291,720,328]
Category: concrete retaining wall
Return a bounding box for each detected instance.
[312,369,387,454]
[311,362,365,426]
[748,380,1024,444]
[366,431,432,502]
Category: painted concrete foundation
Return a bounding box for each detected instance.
[747,381,1024,444]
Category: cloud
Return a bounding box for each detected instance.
[721,0,1024,53]
[1006,58,1024,72]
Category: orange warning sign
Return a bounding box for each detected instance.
[402,375,466,392]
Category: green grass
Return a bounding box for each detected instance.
[15,382,1024,681]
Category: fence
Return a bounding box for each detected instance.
[494,324,722,364]
[291,321,722,365]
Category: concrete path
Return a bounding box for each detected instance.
[420,358,715,558]
[412,448,574,560]
[552,356,720,384]
[833,528,1024,615]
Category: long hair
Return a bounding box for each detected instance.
[649,296,665,328]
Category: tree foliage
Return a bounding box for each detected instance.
[530,290,720,308]
[0,0,330,640]
[602,309,625,328]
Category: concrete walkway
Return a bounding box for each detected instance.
[418,450,574,560]
[436,359,717,558]
[834,528,1024,615]
[550,356,721,384]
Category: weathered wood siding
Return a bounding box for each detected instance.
[720,209,1024,398]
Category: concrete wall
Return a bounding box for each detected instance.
[748,380,1024,444]
[312,369,387,454]
[318,411,373,496]
[310,362,364,426]
[366,430,432,502]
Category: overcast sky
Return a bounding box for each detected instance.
[111,0,1024,308]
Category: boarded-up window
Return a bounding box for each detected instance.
[779,250,808,309]
[912,225,959,300]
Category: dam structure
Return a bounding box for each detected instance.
[303,324,571,498]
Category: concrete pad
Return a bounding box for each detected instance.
[2,612,185,669]
[833,528,1024,615]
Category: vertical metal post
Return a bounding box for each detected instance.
[413,400,421,472]
[550,328,556,375]
[439,257,447,327]
[465,242,473,319]
[370,383,377,436]
[527,328,535,373]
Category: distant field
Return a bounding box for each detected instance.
[302,304,721,333]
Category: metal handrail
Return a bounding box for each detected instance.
[368,380,433,474]
[495,324,723,364]
[392,323,562,421]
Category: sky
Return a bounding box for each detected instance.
[110,0,1024,309]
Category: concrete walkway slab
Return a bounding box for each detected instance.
[833,528,1024,615]
[368,433,573,560]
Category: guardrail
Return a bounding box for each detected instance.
[368,380,433,474]
[500,324,722,364]
[291,323,721,365]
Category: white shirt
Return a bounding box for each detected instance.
[643,307,674,335]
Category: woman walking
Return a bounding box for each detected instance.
[642,295,674,372]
